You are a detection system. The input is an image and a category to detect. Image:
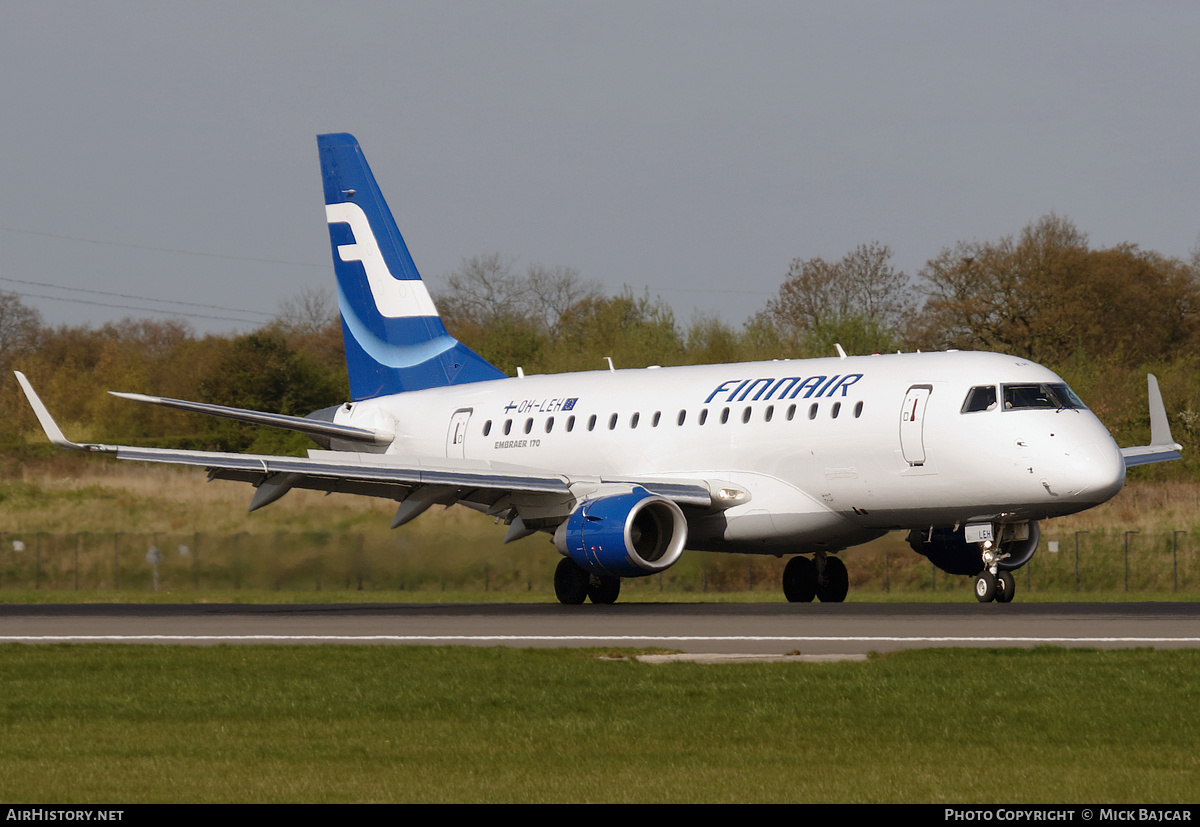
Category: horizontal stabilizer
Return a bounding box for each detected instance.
[109,392,393,447]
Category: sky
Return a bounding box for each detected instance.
[1,1,1198,335]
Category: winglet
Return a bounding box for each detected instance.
[1148,374,1175,449]
[1119,373,1183,467]
[13,371,110,453]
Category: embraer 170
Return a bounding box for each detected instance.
[15,133,1184,604]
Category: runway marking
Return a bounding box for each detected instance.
[3,635,1200,644]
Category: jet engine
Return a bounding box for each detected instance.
[553,487,688,578]
[906,521,1040,576]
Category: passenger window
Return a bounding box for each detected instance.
[652,411,661,427]
[699,409,708,425]
[630,412,640,428]
[677,410,686,426]
[962,385,998,413]
[808,404,818,420]
[545,417,554,433]
[742,407,752,423]
[588,415,597,431]
[609,413,618,430]
[567,416,575,432]
[854,401,863,418]
[787,404,796,421]
[524,418,533,434]
[721,407,730,424]
[504,419,513,435]
[765,405,774,422]
[831,402,841,419]
[483,420,492,436]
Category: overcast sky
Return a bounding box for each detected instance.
[2,1,1198,335]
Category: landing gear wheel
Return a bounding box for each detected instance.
[782,556,817,602]
[974,570,997,603]
[554,558,589,605]
[816,556,849,603]
[587,574,621,604]
[995,570,1015,603]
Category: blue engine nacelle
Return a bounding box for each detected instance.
[553,487,688,578]
[906,521,1040,576]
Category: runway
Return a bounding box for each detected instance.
[3,602,1200,654]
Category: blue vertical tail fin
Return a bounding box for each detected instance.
[317,133,505,400]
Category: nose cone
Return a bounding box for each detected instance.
[1062,440,1126,505]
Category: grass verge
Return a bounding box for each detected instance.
[0,645,1197,803]
[2,588,1200,604]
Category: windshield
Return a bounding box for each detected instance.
[1002,383,1087,411]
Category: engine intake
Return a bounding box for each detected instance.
[554,487,688,578]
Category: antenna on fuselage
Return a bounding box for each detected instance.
[604,357,615,372]
[835,344,848,360]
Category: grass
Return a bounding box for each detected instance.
[2,589,1199,605]
[0,645,1197,803]
[2,459,1199,599]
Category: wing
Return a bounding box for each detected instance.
[15,372,716,535]
[1119,374,1184,467]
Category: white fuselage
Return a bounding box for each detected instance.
[332,350,1126,555]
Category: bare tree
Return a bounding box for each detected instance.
[436,254,600,335]
[757,242,915,345]
[0,290,42,371]
[275,286,338,338]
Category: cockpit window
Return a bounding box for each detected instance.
[1002,383,1086,411]
[961,385,998,413]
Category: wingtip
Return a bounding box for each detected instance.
[1147,373,1176,449]
[13,370,86,451]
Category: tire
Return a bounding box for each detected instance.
[554,558,589,605]
[587,574,621,604]
[974,571,997,603]
[782,556,817,602]
[995,570,1016,603]
[816,556,849,603]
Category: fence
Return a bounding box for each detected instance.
[0,529,1196,595]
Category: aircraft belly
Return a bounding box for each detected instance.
[688,508,884,553]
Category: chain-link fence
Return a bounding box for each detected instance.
[1,529,1196,596]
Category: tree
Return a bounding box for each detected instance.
[545,290,682,372]
[274,286,338,339]
[197,330,344,452]
[756,242,914,355]
[270,287,345,385]
[683,315,789,365]
[914,214,1200,365]
[435,254,601,336]
[0,291,42,372]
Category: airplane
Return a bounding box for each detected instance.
[14,132,1184,605]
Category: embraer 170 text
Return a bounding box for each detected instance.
[16,133,1184,604]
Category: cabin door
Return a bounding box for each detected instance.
[899,385,932,466]
[446,408,472,458]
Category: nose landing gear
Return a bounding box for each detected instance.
[973,539,1017,603]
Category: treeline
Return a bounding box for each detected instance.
[0,295,348,458]
[2,213,1198,474]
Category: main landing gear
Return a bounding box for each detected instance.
[782,553,848,603]
[554,558,621,605]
